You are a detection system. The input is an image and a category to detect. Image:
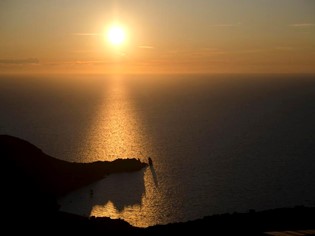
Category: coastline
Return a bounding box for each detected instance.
[1,134,314,235]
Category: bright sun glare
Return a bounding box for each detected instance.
[107,26,125,46]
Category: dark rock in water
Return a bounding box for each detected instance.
[148,157,153,166]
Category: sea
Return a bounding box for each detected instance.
[1,73,314,227]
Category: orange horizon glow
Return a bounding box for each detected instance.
[0,1,315,75]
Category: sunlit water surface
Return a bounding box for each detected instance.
[1,74,314,227]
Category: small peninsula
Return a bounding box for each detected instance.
[1,135,147,197]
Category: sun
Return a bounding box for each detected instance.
[107,26,126,46]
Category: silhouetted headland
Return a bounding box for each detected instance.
[1,135,314,235]
[1,134,147,197]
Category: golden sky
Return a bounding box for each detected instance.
[1,0,315,74]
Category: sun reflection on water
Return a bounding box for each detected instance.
[67,75,170,227]
[79,76,148,162]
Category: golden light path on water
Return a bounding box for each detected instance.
[80,76,147,162]
[60,76,174,227]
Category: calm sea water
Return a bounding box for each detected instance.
[1,74,315,227]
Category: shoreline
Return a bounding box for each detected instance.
[1,134,314,234]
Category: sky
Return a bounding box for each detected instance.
[0,0,315,74]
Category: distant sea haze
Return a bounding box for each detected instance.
[1,74,315,227]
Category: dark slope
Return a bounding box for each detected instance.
[0,134,147,197]
[0,135,146,233]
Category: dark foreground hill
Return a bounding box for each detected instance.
[1,135,314,235]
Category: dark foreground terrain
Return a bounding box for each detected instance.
[1,135,314,235]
